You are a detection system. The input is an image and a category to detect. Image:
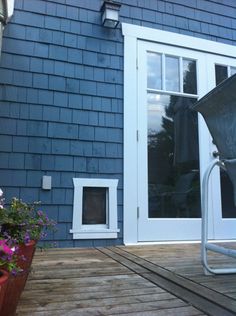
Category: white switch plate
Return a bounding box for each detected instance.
[42,175,52,190]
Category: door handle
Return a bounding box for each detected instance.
[212,151,219,158]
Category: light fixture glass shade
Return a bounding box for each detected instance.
[0,0,5,22]
[101,1,121,28]
[0,23,3,54]
[0,1,15,24]
[0,0,4,59]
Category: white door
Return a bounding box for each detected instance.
[137,40,236,242]
[206,54,236,240]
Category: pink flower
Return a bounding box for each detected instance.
[0,188,3,197]
[0,240,13,255]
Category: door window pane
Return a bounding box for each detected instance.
[220,171,236,218]
[230,67,236,76]
[183,59,197,94]
[215,64,227,85]
[165,56,180,92]
[82,187,107,225]
[147,93,200,218]
[147,52,162,90]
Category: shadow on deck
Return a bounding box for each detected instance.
[16,243,236,315]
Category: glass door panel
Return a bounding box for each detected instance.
[214,64,236,219]
[147,93,200,218]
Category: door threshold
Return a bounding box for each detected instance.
[125,239,236,246]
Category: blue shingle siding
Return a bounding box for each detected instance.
[0,0,236,247]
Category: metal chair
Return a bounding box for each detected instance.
[202,158,236,274]
[192,74,236,275]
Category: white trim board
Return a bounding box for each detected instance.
[122,23,236,58]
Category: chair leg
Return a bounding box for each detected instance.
[201,159,236,275]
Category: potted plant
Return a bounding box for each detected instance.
[0,241,26,316]
[0,197,56,268]
[0,189,56,315]
[0,189,20,280]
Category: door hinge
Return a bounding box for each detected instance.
[137,206,140,219]
[136,130,139,141]
[136,58,138,69]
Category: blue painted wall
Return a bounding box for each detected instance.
[0,0,236,247]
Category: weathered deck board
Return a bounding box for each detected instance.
[19,286,166,302]
[16,244,236,315]
[122,243,236,297]
[16,246,207,316]
[17,305,204,316]
[101,247,236,316]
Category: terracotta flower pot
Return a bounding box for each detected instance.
[1,271,27,316]
[17,240,37,271]
[0,241,37,316]
[0,269,9,311]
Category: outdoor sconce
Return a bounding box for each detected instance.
[101,0,121,28]
[0,0,14,57]
[0,0,6,24]
[0,0,14,24]
[0,0,6,56]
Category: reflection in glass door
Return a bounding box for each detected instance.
[215,64,236,219]
[147,94,200,219]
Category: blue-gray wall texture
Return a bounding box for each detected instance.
[0,0,236,247]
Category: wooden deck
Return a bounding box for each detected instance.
[16,243,236,315]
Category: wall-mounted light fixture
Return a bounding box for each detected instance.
[0,0,14,24]
[0,0,6,24]
[0,0,15,58]
[0,0,6,58]
[101,0,121,28]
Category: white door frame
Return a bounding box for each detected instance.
[122,22,236,245]
[137,41,209,242]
